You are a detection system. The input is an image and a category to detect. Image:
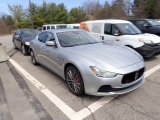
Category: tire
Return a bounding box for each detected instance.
[21,44,28,55]
[65,66,84,96]
[13,40,17,49]
[30,50,38,65]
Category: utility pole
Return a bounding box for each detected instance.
[29,0,34,28]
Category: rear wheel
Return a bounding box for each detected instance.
[30,50,38,65]
[65,66,84,96]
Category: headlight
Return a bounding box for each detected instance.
[90,66,117,78]
[139,38,153,44]
[25,42,30,46]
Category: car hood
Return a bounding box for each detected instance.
[65,43,142,69]
[22,36,36,42]
[129,33,160,43]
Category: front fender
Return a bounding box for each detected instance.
[62,55,97,80]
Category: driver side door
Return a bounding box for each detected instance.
[103,24,121,44]
[41,32,60,75]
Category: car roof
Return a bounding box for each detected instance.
[129,19,153,21]
[19,28,38,31]
[85,19,131,24]
[45,29,83,33]
[43,24,67,26]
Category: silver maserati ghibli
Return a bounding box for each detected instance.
[30,29,145,96]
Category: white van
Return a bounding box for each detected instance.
[67,24,80,29]
[80,19,160,57]
[42,24,67,31]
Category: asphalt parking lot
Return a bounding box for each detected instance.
[0,35,160,120]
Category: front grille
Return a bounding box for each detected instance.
[122,67,144,84]
[98,80,142,92]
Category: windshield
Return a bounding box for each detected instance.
[22,29,40,37]
[116,23,142,35]
[147,19,160,26]
[56,25,67,29]
[57,31,100,47]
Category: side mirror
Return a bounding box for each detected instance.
[45,41,55,46]
[114,30,120,36]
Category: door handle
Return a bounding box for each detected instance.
[116,39,120,41]
[100,36,104,40]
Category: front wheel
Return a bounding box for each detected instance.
[65,66,84,96]
[30,50,38,65]
[13,40,17,49]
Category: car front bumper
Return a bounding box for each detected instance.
[82,61,145,96]
[135,43,160,57]
[24,43,30,53]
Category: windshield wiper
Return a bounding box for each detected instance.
[63,42,99,47]
[63,44,81,47]
[81,42,99,45]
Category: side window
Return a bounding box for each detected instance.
[47,26,50,30]
[111,25,121,36]
[38,32,47,43]
[136,20,149,27]
[16,30,20,35]
[136,21,144,26]
[104,24,111,35]
[51,26,55,29]
[73,26,79,29]
[46,32,55,41]
[15,30,19,35]
[43,26,46,30]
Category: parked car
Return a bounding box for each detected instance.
[129,19,160,36]
[80,19,160,57]
[42,24,67,31]
[13,28,40,55]
[30,29,145,96]
[154,19,160,23]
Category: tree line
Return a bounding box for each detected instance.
[0,0,160,34]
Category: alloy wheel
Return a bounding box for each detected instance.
[31,50,38,65]
[13,40,17,49]
[22,44,27,55]
[66,66,84,96]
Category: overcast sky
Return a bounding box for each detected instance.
[0,0,111,15]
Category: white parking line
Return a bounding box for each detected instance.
[9,58,160,120]
[8,59,76,118]
[145,64,160,78]
[70,96,115,120]
[71,65,160,120]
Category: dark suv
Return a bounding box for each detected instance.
[129,19,160,36]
